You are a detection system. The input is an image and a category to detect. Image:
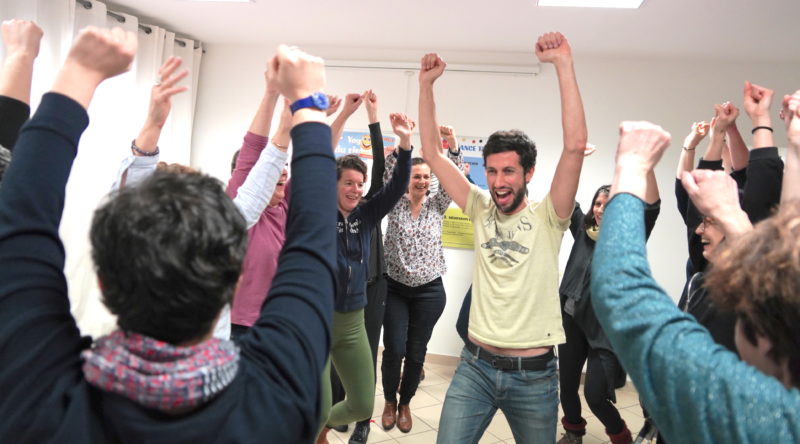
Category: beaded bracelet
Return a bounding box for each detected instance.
[130,139,160,156]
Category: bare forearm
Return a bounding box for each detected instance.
[611,165,649,202]
[330,111,350,150]
[751,115,775,148]
[719,207,753,238]
[726,122,749,169]
[781,147,800,204]
[676,147,696,179]
[419,85,444,161]
[704,132,725,161]
[133,124,161,153]
[249,92,279,137]
[0,52,35,104]
[644,168,660,204]
[367,107,378,125]
[555,59,587,153]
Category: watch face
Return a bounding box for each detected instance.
[311,92,330,110]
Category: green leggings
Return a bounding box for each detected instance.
[320,309,375,429]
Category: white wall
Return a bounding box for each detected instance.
[192,43,797,357]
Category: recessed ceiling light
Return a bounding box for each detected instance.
[186,0,253,3]
[537,0,644,8]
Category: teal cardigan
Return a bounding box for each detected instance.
[591,193,800,443]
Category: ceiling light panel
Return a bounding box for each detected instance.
[537,0,644,8]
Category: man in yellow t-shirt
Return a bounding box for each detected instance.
[418,31,587,444]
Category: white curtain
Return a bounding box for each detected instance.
[1,0,203,338]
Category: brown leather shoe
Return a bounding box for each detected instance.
[381,401,397,430]
[397,404,412,433]
[315,426,331,444]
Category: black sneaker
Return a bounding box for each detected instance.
[348,421,370,444]
[332,424,348,433]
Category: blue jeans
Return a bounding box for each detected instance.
[437,347,559,444]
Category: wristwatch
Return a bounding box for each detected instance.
[289,92,329,114]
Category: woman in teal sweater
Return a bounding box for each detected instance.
[591,120,800,444]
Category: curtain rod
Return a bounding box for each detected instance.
[74,0,201,50]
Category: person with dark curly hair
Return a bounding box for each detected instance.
[420,31,589,444]
[0,31,337,443]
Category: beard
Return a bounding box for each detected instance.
[491,185,527,214]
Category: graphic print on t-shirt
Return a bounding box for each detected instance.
[480,212,532,267]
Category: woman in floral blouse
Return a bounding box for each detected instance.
[380,125,462,433]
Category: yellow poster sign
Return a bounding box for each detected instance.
[442,207,474,250]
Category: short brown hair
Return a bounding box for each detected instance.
[157,162,198,175]
[336,154,367,181]
[706,200,800,386]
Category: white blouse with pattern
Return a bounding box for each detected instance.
[383,150,463,287]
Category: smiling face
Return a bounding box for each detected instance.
[268,167,289,207]
[408,163,431,199]
[695,216,725,261]
[484,151,533,215]
[337,168,365,217]
[593,192,609,227]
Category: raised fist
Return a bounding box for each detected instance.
[419,53,445,86]
[615,121,671,173]
[341,93,363,116]
[67,27,136,82]
[743,81,773,121]
[390,112,415,144]
[1,19,43,59]
[267,45,326,102]
[326,94,341,116]
[535,32,572,64]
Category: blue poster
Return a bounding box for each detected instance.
[451,136,487,190]
[335,130,397,159]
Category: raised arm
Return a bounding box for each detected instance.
[419,53,471,210]
[781,90,800,204]
[242,44,334,442]
[363,89,386,200]
[739,81,783,222]
[594,131,797,441]
[0,19,42,149]
[429,124,464,212]
[704,102,737,162]
[0,27,136,441]
[112,57,188,190]
[359,113,412,225]
[330,92,362,150]
[725,122,748,172]
[226,70,280,196]
[537,32,588,219]
[744,81,775,150]
[681,169,753,239]
[677,121,708,179]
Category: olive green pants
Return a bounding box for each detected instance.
[319,309,375,429]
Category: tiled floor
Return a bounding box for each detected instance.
[328,355,645,444]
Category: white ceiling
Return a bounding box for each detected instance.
[105,0,800,63]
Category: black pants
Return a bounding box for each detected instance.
[558,311,625,434]
[381,276,446,405]
[330,275,387,423]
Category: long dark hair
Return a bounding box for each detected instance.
[583,184,611,229]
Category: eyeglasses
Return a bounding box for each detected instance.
[699,216,717,231]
